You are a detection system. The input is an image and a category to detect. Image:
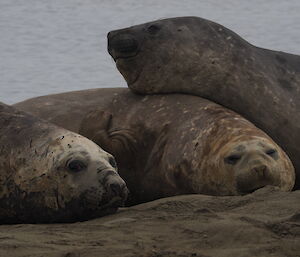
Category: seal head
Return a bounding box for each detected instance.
[0,104,128,223]
[209,137,295,195]
[107,16,242,94]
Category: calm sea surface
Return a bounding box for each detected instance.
[1,0,300,104]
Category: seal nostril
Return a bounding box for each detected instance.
[109,183,122,197]
[253,165,267,177]
[108,33,139,57]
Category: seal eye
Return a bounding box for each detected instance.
[225,154,241,165]
[147,24,161,35]
[266,149,277,156]
[68,160,86,173]
[109,157,117,169]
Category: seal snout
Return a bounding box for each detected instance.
[107,182,128,199]
[236,161,275,194]
[104,172,129,204]
[108,31,139,60]
[252,164,268,177]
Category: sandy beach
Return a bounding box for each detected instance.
[0,186,299,257]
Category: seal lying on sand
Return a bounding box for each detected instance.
[0,102,128,224]
[107,16,300,189]
[13,89,295,204]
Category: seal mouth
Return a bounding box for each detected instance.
[115,53,139,62]
[115,56,143,87]
[107,31,143,86]
[99,196,126,210]
[238,184,268,195]
[236,173,276,195]
[111,49,139,63]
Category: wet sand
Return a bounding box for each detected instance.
[0,186,299,257]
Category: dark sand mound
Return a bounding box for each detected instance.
[1,187,299,257]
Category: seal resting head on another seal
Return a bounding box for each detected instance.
[77,91,295,203]
[107,16,300,189]
[0,102,128,224]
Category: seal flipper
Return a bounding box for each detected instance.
[79,110,114,152]
[79,109,138,164]
[79,109,143,205]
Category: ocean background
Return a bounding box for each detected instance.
[0,0,299,104]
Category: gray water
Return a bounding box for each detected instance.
[1,0,300,104]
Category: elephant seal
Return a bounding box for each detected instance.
[13,89,295,204]
[0,102,128,224]
[79,93,295,203]
[107,16,300,189]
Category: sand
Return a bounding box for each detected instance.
[0,186,299,257]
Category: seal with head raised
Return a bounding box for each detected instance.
[14,89,294,204]
[107,16,300,189]
[0,102,128,224]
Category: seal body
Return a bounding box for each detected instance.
[0,102,128,224]
[14,88,122,133]
[13,89,295,204]
[107,16,300,189]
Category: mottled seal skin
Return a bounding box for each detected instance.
[14,88,123,134]
[13,89,295,204]
[0,102,128,224]
[107,16,300,189]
